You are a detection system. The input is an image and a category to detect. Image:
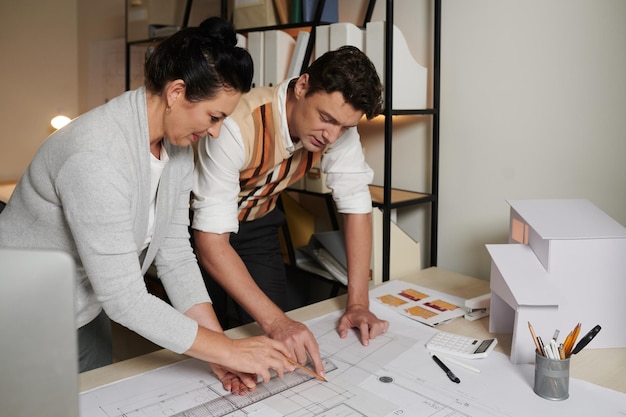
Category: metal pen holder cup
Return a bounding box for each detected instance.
[533,351,570,400]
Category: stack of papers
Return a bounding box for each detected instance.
[296,231,348,285]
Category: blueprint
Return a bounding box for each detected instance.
[80,300,626,417]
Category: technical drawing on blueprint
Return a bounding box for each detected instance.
[80,305,506,417]
[80,305,626,417]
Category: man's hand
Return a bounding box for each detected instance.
[337,304,389,346]
[265,314,325,379]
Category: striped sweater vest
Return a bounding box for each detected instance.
[236,86,323,222]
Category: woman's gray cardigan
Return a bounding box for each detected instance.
[0,88,211,354]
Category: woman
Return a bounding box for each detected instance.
[0,17,292,393]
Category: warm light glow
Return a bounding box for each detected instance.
[51,115,71,130]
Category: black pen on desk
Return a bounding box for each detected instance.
[431,353,460,383]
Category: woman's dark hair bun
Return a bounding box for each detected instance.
[198,16,237,47]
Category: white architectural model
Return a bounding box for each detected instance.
[486,199,626,364]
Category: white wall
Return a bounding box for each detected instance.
[347,0,626,280]
[439,0,626,279]
[0,0,78,182]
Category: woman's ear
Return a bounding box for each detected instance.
[166,79,186,108]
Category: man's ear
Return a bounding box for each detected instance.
[294,73,309,99]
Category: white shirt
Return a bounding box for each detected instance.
[143,144,169,249]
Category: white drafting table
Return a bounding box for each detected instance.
[79,267,626,416]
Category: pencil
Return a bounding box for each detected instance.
[562,330,574,354]
[528,321,543,355]
[284,356,327,382]
[565,323,581,357]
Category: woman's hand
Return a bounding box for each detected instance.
[209,363,257,395]
[223,335,294,384]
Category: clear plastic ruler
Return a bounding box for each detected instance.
[170,358,337,417]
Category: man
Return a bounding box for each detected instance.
[192,46,389,378]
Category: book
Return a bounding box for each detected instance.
[302,0,338,23]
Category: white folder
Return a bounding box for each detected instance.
[247,31,264,88]
[366,21,428,110]
[287,31,311,78]
[329,22,364,51]
[264,29,296,87]
[314,25,330,60]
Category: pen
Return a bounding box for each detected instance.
[284,355,327,382]
[537,336,547,358]
[549,339,560,360]
[431,353,460,383]
[571,325,601,355]
[558,344,565,360]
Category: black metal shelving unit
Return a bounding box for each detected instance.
[375,0,441,281]
[124,0,441,285]
[124,0,229,91]
[282,0,441,284]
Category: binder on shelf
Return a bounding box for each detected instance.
[274,0,290,25]
[302,0,338,23]
[246,31,264,88]
[371,207,421,284]
[234,0,278,29]
[289,0,302,23]
[264,29,296,87]
[314,24,330,60]
[366,21,428,110]
[287,31,311,78]
[329,22,364,52]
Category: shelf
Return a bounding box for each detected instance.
[392,108,437,116]
[368,185,433,209]
[236,22,322,37]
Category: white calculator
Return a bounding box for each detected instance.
[426,331,497,359]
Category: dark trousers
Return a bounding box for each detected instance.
[78,309,112,373]
[200,208,288,329]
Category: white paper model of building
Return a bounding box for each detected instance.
[486,199,626,364]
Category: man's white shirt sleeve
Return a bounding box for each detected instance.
[323,127,374,214]
[192,118,246,234]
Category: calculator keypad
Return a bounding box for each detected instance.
[426,332,497,359]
